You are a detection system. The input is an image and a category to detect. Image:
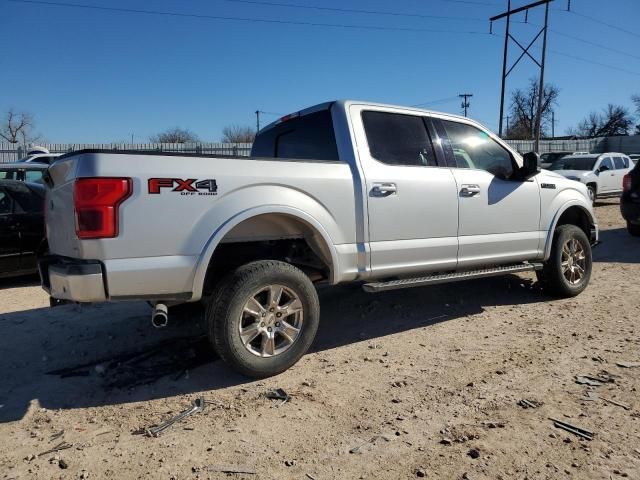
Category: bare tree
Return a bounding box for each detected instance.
[0,109,41,144]
[149,127,199,143]
[221,125,255,143]
[505,78,559,140]
[568,104,633,138]
[633,94,640,134]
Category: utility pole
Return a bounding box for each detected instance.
[490,0,554,148]
[459,93,473,117]
[255,110,260,133]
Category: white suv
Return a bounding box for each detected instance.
[549,153,633,203]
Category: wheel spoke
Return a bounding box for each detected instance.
[282,298,303,316]
[279,321,300,344]
[244,297,265,318]
[240,323,262,346]
[269,285,284,307]
[575,264,585,276]
[261,333,276,357]
[561,261,570,273]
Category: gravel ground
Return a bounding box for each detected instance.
[0,198,638,480]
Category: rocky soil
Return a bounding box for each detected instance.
[0,198,638,479]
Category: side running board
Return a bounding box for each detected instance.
[363,263,543,293]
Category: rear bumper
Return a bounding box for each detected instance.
[621,197,640,224]
[39,256,107,302]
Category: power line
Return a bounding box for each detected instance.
[8,0,640,78]
[410,96,460,107]
[6,0,491,35]
[221,0,485,22]
[517,21,640,63]
[547,48,640,77]
[563,9,640,40]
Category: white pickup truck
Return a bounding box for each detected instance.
[40,100,598,377]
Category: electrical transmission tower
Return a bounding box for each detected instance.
[490,0,555,151]
[459,93,473,117]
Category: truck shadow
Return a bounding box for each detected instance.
[593,228,640,264]
[0,274,545,422]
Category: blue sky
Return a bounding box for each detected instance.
[1,0,639,143]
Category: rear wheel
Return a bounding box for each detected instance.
[628,221,640,237]
[537,225,592,298]
[207,260,320,378]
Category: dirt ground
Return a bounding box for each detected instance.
[1,198,639,480]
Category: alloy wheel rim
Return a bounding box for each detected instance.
[561,238,586,285]
[238,284,304,357]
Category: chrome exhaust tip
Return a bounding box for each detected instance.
[151,303,169,328]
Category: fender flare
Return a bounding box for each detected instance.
[190,205,340,301]
[543,200,596,260]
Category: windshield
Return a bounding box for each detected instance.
[549,156,596,171]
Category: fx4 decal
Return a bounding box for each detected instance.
[148,178,218,196]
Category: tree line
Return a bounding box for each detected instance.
[3,86,640,144]
[505,78,640,139]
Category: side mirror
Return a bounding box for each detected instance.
[516,152,541,180]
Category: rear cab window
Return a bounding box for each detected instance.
[613,157,626,169]
[251,109,339,161]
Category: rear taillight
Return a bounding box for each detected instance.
[623,174,632,192]
[74,178,132,239]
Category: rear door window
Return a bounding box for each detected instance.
[613,157,626,169]
[9,184,43,213]
[361,111,437,167]
[251,109,339,161]
[0,190,13,214]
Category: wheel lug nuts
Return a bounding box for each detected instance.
[269,308,275,312]
[261,312,266,317]
[260,322,264,327]
[276,312,282,318]
[267,327,272,332]
[275,322,280,327]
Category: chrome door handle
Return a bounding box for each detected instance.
[371,183,397,196]
[460,184,481,196]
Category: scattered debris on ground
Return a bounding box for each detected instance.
[550,418,594,441]
[518,399,543,409]
[37,441,72,457]
[143,398,205,437]
[204,464,257,474]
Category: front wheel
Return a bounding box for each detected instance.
[537,225,592,298]
[207,260,320,378]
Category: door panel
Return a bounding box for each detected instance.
[435,118,541,268]
[452,169,542,267]
[598,157,616,193]
[0,190,20,275]
[16,212,44,271]
[351,105,459,277]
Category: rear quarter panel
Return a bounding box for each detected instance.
[46,152,357,298]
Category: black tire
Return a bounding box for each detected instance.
[207,260,320,378]
[537,225,592,298]
[587,185,597,205]
[628,222,640,237]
